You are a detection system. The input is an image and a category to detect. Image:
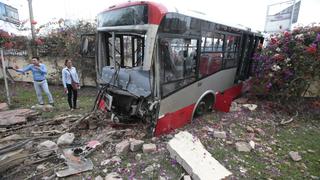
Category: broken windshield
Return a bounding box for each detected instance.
[105,32,145,68]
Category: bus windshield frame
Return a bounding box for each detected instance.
[98,5,148,27]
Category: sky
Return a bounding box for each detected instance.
[1,0,320,32]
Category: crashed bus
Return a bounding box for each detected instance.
[84,1,263,136]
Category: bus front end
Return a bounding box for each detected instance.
[94,2,165,129]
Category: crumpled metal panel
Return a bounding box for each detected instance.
[101,66,151,97]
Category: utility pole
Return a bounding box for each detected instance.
[1,49,11,105]
[27,0,36,56]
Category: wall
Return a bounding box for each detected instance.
[0,55,97,87]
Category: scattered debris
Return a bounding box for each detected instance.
[115,140,130,155]
[183,175,192,180]
[130,139,144,152]
[246,126,254,133]
[167,131,232,180]
[135,153,142,161]
[0,103,9,111]
[213,131,227,139]
[37,140,58,158]
[95,175,104,180]
[101,156,121,166]
[280,111,298,125]
[235,142,252,152]
[229,102,240,112]
[0,109,39,126]
[86,140,101,149]
[36,164,46,171]
[57,133,75,146]
[254,128,265,136]
[105,172,122,180]
[0,148,28,173]
[142,143,157,153]
[0,134,22,142]
[233,97,248,104]
[289,151,302,161]
[56,148,94,177]
[31,104,54,112]
[249,140,255,149]
[242,104,258,111]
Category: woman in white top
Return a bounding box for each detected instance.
[62,59,80,110]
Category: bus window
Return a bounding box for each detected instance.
[199,33,224,78]
[224,35,240,68]
[159,38,197,97]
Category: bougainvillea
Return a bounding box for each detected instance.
[252,25,320,98]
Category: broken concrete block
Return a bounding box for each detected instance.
[235,142,252,152]
[142,143,157,153]
[57,133,75,146]
[105,172,122,180]
[37,140,58,157]
[0,103,9,111]
[95,175,103,180]
[167,131,232,180]
[0,109,37,126]
[36,164,46,171]
[246,126,254,133]
[249,140,255,149]
[101,156,121,166]
[289,151,302,161]
[115,140,130,155]
[254,128,265,136]
[135,153,142,161]
[242,104,257,111]
[0,134,22,142]
[213,131,227,139]
[183,175,192,180]
[130,139,144,152]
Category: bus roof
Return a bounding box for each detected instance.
[100,1,261,35]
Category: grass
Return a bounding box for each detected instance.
[0,81,97,118]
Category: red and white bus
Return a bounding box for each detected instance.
[86,1,263,136]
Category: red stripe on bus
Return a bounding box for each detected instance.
[154,104,195,136]
[101,1,167,25]
[214,83,243,112]
[148,3,167,25]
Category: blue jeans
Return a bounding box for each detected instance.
[33,80,54,104]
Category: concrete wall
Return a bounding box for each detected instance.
[0,55,97,87]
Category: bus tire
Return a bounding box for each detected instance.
[194,94,214,118]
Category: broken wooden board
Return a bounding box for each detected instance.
[167,131,232,180]
[0,109,38,126]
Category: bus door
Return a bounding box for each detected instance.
[236,33,254,81]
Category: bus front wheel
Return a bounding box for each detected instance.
[194,94,214,117]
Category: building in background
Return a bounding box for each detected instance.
[264,0,301,33]
[0,2,20,34]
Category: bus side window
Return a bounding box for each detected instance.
[160,38,197,97]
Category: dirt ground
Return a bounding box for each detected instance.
[0,82,319,179]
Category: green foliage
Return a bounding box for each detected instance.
[252,25,320,99]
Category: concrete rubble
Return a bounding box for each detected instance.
[105,172,123,180]
[235,142,252,152]
[289,151,302,161]
[0,108,39,126]
[37,140,58,157]
[213,131,227,139]
[115,140,130,155]
[167,131,232,180]
[57,133,75,146]
[130,139,144,152]
[142,143,157,153]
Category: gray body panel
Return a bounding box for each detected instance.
[159,68,237,116]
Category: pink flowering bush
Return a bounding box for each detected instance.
[252,25,320,98]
